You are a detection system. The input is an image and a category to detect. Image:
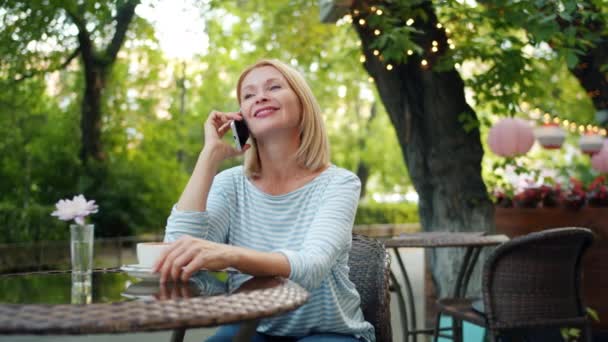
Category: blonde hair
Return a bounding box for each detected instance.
[236,59,330,178]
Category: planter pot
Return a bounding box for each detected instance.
[495,207,608,333]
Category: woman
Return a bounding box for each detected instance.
[154,59,375,341]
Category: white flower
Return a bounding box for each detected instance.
[51,194,98,226]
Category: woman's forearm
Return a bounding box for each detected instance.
[232,247,291,278]
[176,147,222,212]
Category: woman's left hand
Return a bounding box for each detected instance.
[153,235,238,283]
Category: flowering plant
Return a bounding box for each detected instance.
[51,194,98,226]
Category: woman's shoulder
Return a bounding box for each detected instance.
[214,165,245,188]
[323,165,361,188]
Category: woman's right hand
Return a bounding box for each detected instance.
[202,111,250,163]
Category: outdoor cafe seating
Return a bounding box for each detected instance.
[433,227,594,342]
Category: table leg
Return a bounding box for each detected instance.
[460,248,481,298]
[452,247,474,298]
[170,328,185,342]
[390,269,409,342]
[393,247,418,342]
[232,319,260,342]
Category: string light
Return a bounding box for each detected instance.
[353,9,360,15]
[374,29,381,36]
[407,49,413,55]
[431,46,438,52]
[386,64,393,70]
[371,6,377,11]
[368,76,374,83]
[445,28,451,34]
[436,23,443,29]
[358,18,366,26]
[376,9,383,15]
[447,39,453,44]
[432,41,438,46]
[536,112,606,136]
[406,18,414,26]
[449,44,456,49]
[373,49,380,56]
[360,55,366,63]
[421,59,428,67]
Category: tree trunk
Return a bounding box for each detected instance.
[65,0,139,165]
[353,1,494,296]
[556,1,608,116]
[80,65,107,163]
[569,31,608,115]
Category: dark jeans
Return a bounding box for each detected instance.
[206,323,362,342]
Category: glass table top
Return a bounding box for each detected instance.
[0,269,232,305]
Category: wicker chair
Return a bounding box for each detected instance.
[433,227,594,342]
[349,234,392,342]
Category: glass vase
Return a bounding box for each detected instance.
[70,224,94,285]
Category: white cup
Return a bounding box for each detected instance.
[136,242,170,268]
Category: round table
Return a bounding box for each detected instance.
[383,232,509,342]
[0,268,309,342]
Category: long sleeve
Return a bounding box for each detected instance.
[163,170,233,243]
[275,172,361,291]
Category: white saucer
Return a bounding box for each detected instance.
[120,264,160,282]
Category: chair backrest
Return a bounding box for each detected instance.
[482,227,594,333]
[348,234,392,342]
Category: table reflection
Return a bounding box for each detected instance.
[0,269,285,305]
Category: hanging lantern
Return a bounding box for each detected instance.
[591,140,608,172]
[534,123,566,149]
[579,132,604,155]
[487,118,534,157]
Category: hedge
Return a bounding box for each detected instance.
[355,201,419,225]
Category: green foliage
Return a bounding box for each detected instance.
[355,201,419,225]
[0,202,67,243]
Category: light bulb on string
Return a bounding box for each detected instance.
[432,41,438,46]
[431,46,438,53]
[406,18,414,26]
[360,55,366,63]
[386,64,393,70]
[376,9,383,15]
[449,44,456,49]
[421,59,428,67]
[436,23,443,29]
[371,6,377,11]
[368,77,374,83]
[407,49,413,55]
[373,49,380,56]
[358,19,366,26]
[374,29,381,36]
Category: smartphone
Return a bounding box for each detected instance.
[230,119,250,151]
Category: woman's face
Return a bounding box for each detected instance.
[239,66,302,140]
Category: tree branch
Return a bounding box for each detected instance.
[14,47,80,82]
[103,0,139,65]
[63,6,96,71]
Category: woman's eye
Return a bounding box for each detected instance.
[243,94,253,99]
[270,85,281,90]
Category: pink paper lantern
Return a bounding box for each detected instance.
[534,123,566,149]
[591,140,608,172]
[487,118,534,157]
[579,133,604,155]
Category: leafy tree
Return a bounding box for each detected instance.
[0,0,139,164]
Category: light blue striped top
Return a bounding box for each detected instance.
[164,165,375,341]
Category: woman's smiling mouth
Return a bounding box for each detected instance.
[254,106,279,118]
